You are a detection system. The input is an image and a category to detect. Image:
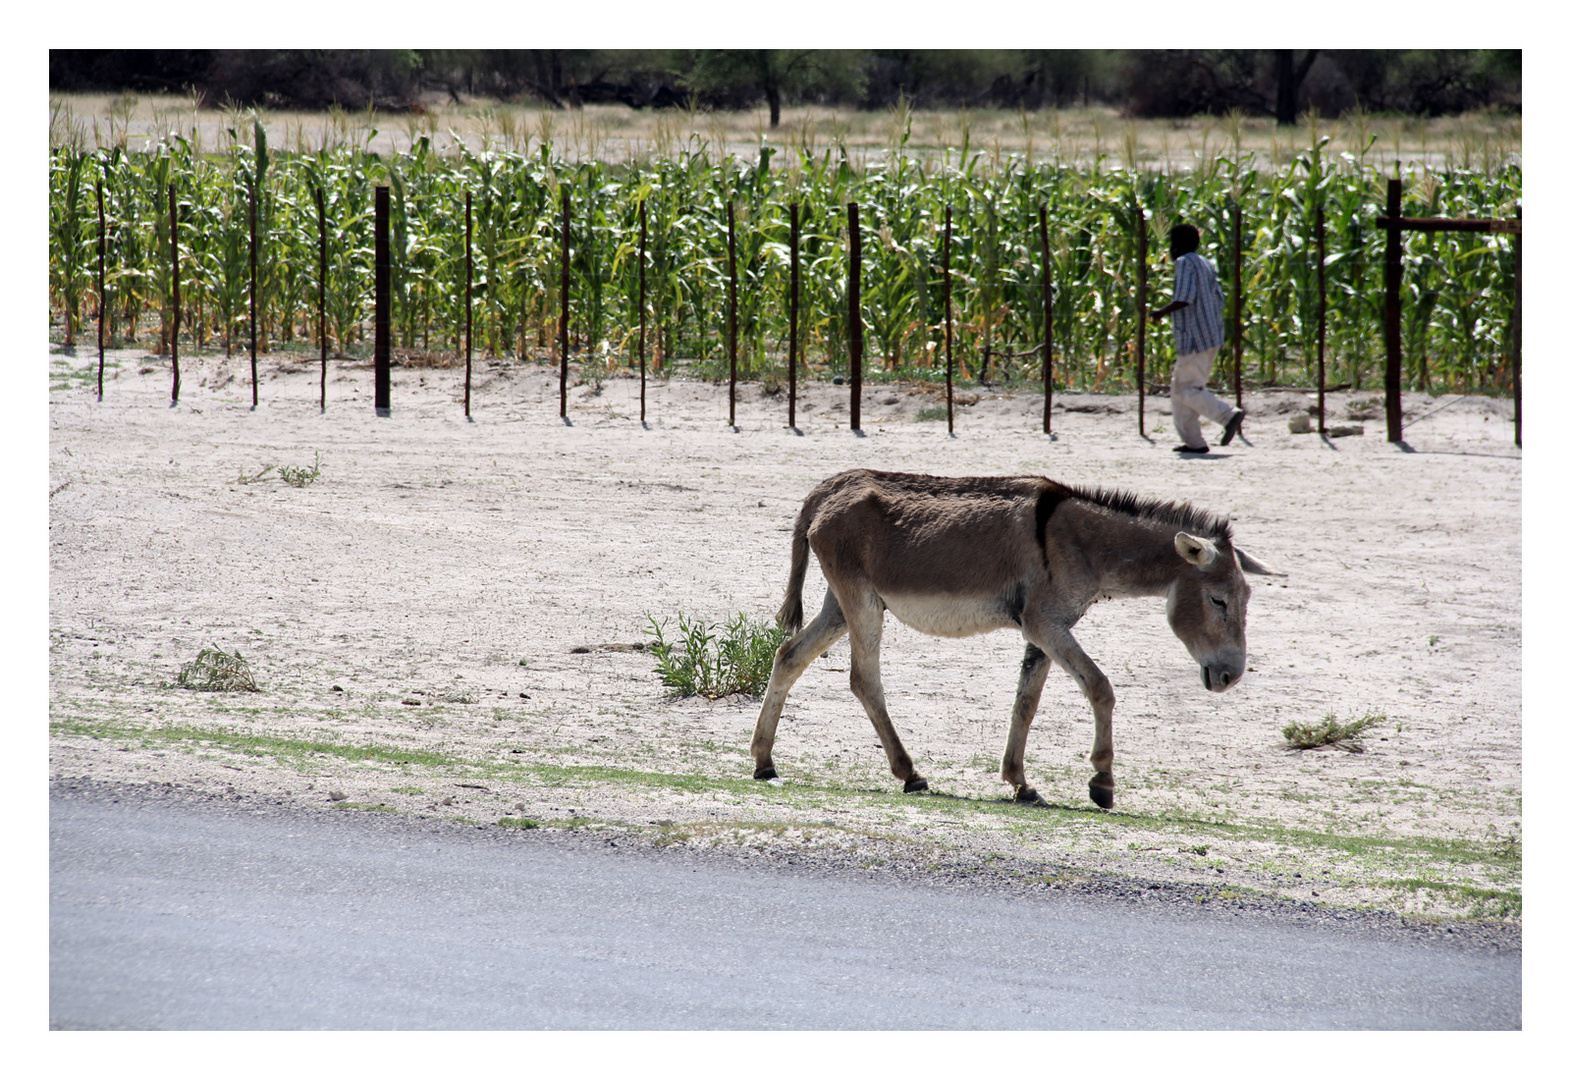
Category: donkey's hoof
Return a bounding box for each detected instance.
[753,766,778,781]
[1013,785,1045,806]
[903,777,930,794]
[1089,773,1115,809]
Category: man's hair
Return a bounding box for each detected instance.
[1170,222,1201,254]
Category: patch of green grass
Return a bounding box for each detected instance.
[1389,878,1522,919]
[497,817,539,829]
[277,453,323,487]
[645,611,784,699]
[174,647,259,693]
[335,801,398,814]
[915,404,948,422]
[52,716,460,771]
[238,452,322,487]
[1283,710,1384,750]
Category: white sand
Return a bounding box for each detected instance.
[48,347,1521,918]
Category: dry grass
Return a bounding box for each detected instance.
[1283,711,1385,752]
[174,647,259,693]
[49,92,1520,174]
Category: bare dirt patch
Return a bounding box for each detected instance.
[48,347,1521,922]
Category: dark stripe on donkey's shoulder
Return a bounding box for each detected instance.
[1034,483,1068,553]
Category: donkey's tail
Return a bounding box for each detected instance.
[775,504,813,634]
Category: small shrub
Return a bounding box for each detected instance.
[916,405,948,422]
[646,611,784,699]
[1283,711,1384,751]
[175,646,259,692]
[277,452,323,487]
[238,452,321,487]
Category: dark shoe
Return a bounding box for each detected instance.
[1173,444,1209,454]
[1220,409,1245,446]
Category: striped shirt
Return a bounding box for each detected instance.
[1170,251,1226,356]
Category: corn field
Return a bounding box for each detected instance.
[48,122,1522,394]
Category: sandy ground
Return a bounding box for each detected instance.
[48,346,1521,922]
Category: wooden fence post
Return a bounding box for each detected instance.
[559,189,570,421]
[788,201,799,431]
[249,183,258,410]
[944,204,953,436]
[1232,199,1243,408]
[169,182,180,406]
[1512,205,1522,448]
[1316,204,1326,435]
[96,181,105,402]
[1383,173,1403,443]
[728,200,738,428]
[639,199,647,425]
[464,189,473,419]
[848,201,862,433]
[316,186,327,412]
[1135,202,1147,438]
[374,185,391,416]
[1040,204,1053,435]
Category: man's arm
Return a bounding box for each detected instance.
[1150,253,1196,322]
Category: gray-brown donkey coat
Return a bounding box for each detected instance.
[749,469,1279,808]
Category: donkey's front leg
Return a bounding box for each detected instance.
[1031,625,1117,808]
[1002,643,1051,804]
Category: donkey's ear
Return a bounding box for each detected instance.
[1175,532,1219,568]
[1235,547,1285,576]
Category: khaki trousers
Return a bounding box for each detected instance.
[1170,346,1237,449]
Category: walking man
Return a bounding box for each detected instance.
[1149,222,1244,454]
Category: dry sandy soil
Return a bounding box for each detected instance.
[48,346,1521,923]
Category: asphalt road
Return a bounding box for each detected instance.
[50,784,1520,1030]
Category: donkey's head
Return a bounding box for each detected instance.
[1166,532,1280,692]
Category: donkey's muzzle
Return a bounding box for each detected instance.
[1202,663,1242,692]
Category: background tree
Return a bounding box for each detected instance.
[679,49,867,128]
[49,48,1519,120]
[1274,49,1319,124]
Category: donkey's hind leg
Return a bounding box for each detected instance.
[750,591,847,780]
[1002,643,1051,804]
[841,589,927,793]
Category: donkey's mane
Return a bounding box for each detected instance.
[1064,483,1233,543]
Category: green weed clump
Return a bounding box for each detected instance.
[239,452,322,487]
[175,646,260,692]
[1283,710,1384,751]
[646,612,785,699]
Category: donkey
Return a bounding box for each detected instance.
[749,469,1280,808]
